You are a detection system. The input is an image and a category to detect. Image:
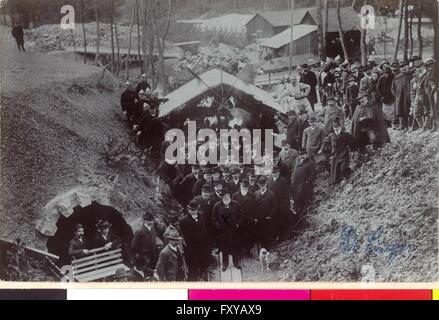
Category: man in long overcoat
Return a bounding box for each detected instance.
[391,61,412,131]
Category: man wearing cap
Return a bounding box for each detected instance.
[68,224,90,260]
[323,95,345,135]
[121,81,137,125]
[392,61,412,131]
[131,212,163,272]
[300,64,318,112]
[254,176,276,247]
[136,73,151,95]
[155,230,188,281]
[91,220,121,250]
[377,61,396,126]
[302,116,325,162]
[232,179,257,256]
[212,188,243,271]
[179,201,211,280]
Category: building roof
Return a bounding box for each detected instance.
[308,7,360,32]
[260,25,318,49]
[159,68,283,117]
[247,8,312,28]
[246,7,360,32]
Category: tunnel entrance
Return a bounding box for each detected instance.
[46,201,134,267]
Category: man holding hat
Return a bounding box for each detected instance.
[179,200,211,280]
[131,211,163,272]
[155,229,188,281]
[212,187,243,271]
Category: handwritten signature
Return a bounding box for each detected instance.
[339,225,412,265]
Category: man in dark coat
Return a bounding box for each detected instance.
[290,153,316,216]
[193,184,216,248]
[351,90,391,151]
[11,26,25,51]
[68,224,90,261]
[391,61,412,131]
[267,166,290,239]
[155,230,188,281]
[131,212,163,272]
[302,115,325,161]
[346,75,360,119]
[377,62,396,125]
[192,169,213,198]
[120,81,137,124]
[321,118,356,184]
[227,167,241,195]
[300,64,318,111]
[232,179,257,256]
[179,201,211,280]
[90,220,122,250]
[212,187,243,271]
[254,176,276,248]
[136,73,151,95]
[247,170,259,193]
[177,165,201,205]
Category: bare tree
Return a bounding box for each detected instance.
[95,0,100,65]
[360,0,368,65]
[110,0,115,72]
[394,0,404,60]
[323,0,329,58]
[336,0,349,60]
[81,0,87,64]
[115,16,121,75]
[409,1,415,58]
[126,1,136,80]
[316,0,325,59]
[403,0,409,61]
[417,3,423,58]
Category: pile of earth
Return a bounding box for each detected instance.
[244,130,438,282]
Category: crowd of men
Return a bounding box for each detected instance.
[67,55,437,282]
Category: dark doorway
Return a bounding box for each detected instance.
[46,201,134,267]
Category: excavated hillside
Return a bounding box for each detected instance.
[0,28,171,260]
[243,130,438,282]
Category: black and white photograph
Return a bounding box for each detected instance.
[0,0,438,284]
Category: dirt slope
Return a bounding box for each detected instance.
[244,130,438,282]
[0,28,168,252]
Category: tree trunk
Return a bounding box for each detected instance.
[316,0,324,59]
[95,0,100,65]
[336,0,349,60]
[115,18,121,75]
[409,2,415,58]
[403,0,409,61]
[417,3,423,58]
[110,0,115,73]
[81,0,87,64]
[136,0,142,70]
[126,3,136,80]
[141,0,149,74]
[323,0,329,58]
[433,0,439,87]
[70,29,78,62]
[360,0,368,65]
[394,0,404,60]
